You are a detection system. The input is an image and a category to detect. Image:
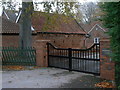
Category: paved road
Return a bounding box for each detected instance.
[2,67,103,88]
[3,68,89,88]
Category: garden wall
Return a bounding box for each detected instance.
[36,32,85,49]
[2,32,85,49]
[2,34,37,47]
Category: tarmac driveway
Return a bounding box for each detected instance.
[2,67,101,88]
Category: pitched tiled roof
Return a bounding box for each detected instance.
[1,11,86,35]
[1,17,19,33]
[2,10,18,22]
[1,17,36,34]
[31,12,86,34]
[79,21,107,33]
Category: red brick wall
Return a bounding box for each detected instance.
[2,35,37,47]
[2,33,85,49]
[2,35,19,47]
[36,33,85,49]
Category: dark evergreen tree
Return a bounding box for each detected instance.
[101,2,120,89]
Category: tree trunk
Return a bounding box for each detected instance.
[19,1,33,48]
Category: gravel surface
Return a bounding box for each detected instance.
[2,67,91,88]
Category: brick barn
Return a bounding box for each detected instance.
[1,11,86,49]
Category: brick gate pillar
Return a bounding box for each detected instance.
[100,39,115,80]
[35,40,51,67]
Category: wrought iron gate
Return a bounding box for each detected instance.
[47,43,100,75]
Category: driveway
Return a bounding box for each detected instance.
[2,67,101,88]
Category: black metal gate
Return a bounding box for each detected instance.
[47,43,100,75]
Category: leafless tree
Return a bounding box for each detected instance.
[79,2,99,23]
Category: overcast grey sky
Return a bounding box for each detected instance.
[0,0,99,15]
[0,0,119,16]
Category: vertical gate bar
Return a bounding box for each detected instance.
[92,48,93,59]
[86,50,89,70]
[64,50,66,68]
[77,51,79,70]
[84,51,85,71]
[68,48,72,71]
[83,51,84,58]
[90,49,91,59]
[87,50,88,59]
[66,50,68,68]
[80,51,81,70]
[80,51,81,58]
[66,50,68,56]
[62,50,64,67]
[99,43,100,59]
[93,46,95,72]
[71,51,75,68]
[63,50,65,68]
[47,43,50,67]
[93,46,94,59]
[65,50,67,56]
[85,50,86,58]
[83,51,84,71]
[99,43,100,74]
[97,44,98,59]
[60,50,61,56]
[95,44,97,73]
[87,50,89,71]
[84,50,86,71]
[79,51,81,69]
[62,50,64,68]
[90,49,92,71]
[88,50,90,71]
[91,47,94,59]
[92,47,94,72]
[95,45,97,59]
[81,51,83,70]
[59,50,61,67]
[88,50,89,59]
